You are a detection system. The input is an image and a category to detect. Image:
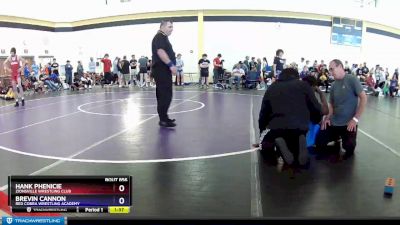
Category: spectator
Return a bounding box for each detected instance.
[40,73,58,91]
[389,75,399,97]
[344,61,351,74]
[361,62,369,78]
[130,55,138,87]
[88,57,96,86]
[298,57,305,73]
[23,63,30,79]
[31,61,39,79]
[249,57,257,71]
[273,49,285,78]
[138,56,148,88]
[299,65,310,79]
[229,64,245,89]
[65,60,73,86]
[120,56,130,88]
[213,54,222,88]
[198,54,210,88]
[365,73,377,95]
[51,58,59,75]
[77,61,84,80]
[262,57,269,77]
[101,53,112,86]
[113,57,121,87]
[243,56,250,73]
[375,66,386,89]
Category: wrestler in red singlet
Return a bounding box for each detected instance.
[4,47,25,107]
[10,55,20,82]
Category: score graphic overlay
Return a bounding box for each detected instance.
[331,17,363,47]
[8,176,132,214]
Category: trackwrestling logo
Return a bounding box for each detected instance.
[2,217,64,225]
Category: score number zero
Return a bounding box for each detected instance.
[117,184,127,205]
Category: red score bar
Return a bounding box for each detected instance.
[9,176,132,195]
[57,183,130,194]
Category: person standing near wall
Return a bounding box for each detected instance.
[147,59,153,88]
[175,53,184,86]
[212,54,222,88]
[243,56,250,75]
[138,56,148,88]
[101,54,112,87]
[120,56,130,88]
[198,54,210,89]
[77,61,84,81]
[113,57,121,87]
[65,60,73,87]
[273,49,285,79]
[129,55,138,87]
[51,58,59,75]
[24,63,30,76]
[152,20,177,128]
[31,61,39,80]
[3,47,25,107]
[88,57,96,86]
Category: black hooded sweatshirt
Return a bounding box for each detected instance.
[258,68,322,132]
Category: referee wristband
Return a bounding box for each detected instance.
[167,62,175,68]
[352,117,359,123]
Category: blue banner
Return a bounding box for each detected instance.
[2,217,64,225]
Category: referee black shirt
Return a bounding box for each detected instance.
[152,31,176,69]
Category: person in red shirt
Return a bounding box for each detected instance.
[101,53,112,87]
[213,54,222,87]
[3,47,25,107]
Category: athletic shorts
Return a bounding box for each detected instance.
[200,71,209,77]
[139,68,147,74]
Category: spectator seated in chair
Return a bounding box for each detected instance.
[49,72,62,90]
[71,73,84,91]
[0,86,15,100]
[229,64,245,89]
[30,75,44,93]
[80,73,93,89]
[365,73,377,96]
[39,74,58,91]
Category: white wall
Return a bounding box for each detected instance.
[363,32,400,71]
[204,22,364,71]
[1,20,400,77]
[0,27,54,59]
[50,22,199,73]
[1,0,400,29]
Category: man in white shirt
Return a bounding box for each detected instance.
[298,57,305,73]
[88,57,96,85]
[229,64,245,89]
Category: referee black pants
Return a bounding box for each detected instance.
[153,66,173,122]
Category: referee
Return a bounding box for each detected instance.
[152,20,177,127]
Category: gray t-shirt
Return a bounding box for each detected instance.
[138,57,148,69]
[330,74,363,126]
